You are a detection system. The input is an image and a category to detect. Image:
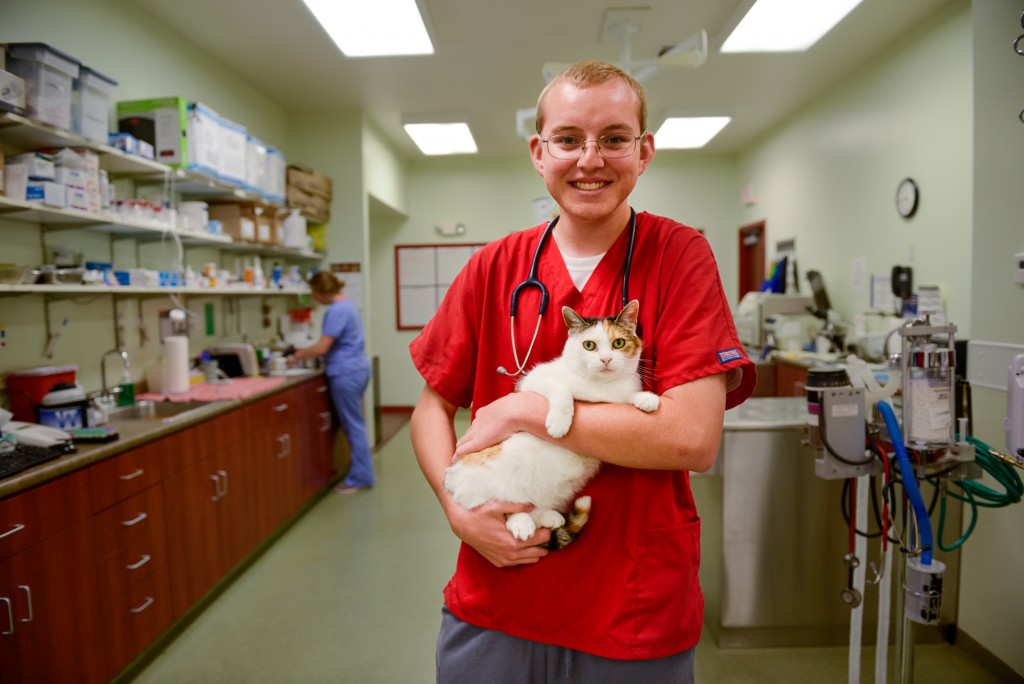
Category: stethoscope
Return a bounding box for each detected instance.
[497,207,638,377]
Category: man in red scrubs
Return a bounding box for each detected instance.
[410,60,755,683]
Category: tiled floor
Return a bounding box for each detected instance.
[129,419,1011,683]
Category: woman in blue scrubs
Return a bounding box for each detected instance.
[289,271,374,493]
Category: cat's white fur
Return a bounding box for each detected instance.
[444,300,659,542]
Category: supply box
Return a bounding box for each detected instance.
[0,68,26,115]
[117,96,190,167]
[207,202,280,245]
[5,43,81,130]
[286,165,332,223]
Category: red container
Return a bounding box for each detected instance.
[5,365,78,422]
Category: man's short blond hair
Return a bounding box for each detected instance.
[535,60,648,135]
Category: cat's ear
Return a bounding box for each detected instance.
[615,300,640,332]
[562,306,588,332]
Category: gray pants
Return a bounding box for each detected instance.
[436,606,695,684]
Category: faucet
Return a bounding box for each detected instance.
[101,348,131,401]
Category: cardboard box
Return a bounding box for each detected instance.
[117,96,189,167]
[27,180,65,207]
[286,184,330,223]
[0,68,26,115]
[72,66,117,144]
[8,152,55,180]
[5,43,80,129]
[286,165,332,200]
[208,202,258,242]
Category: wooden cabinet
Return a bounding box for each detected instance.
[0,376,334,682]
[0,472,105,684]
[89,438,175,680]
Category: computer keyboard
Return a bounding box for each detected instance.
[0,442,71,480]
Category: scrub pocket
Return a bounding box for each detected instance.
[631,519,702,647]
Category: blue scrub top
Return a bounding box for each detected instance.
[321,297,368,376]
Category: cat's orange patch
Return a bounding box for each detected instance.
[460,444,502,466]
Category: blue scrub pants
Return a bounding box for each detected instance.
[437,606,695,684]
[327,365,374,488]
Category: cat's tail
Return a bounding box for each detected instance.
[547,496,592,550]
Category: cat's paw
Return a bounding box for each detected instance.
[506,512,537,540]
[535,509,565,529]
[631,391,660,413]
[545,406,574,438]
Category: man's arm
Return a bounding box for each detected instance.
[410,384,552,567]
[454,373,727,472]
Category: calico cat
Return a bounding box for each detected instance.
[444,299,659,549]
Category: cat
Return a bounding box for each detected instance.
[444,299,659,549]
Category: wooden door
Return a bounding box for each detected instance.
[738,221,766,300]
[163,457,221,617]
[0,560,19,682]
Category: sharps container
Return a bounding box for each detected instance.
[5,365,78,422]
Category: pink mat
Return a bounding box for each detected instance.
[137,376,287,402]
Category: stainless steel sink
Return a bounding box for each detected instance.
[106,400,211,422]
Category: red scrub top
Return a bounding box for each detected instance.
[411,211,755,660]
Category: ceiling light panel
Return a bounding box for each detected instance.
[302,0,434,57]
[404,123,478,155]
[655,117,731,149]
[721,0,866,53]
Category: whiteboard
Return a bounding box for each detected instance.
[395,243,486,330]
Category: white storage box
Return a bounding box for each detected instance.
[8,152,55,180]
[266,147,286,204]
[186,102,220,178]
[245,136,268,196]
[218,115,247,186]
[72,67,117,144]
[6,43,80,130]
[27,180,65,207]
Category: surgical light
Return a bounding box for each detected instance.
[403,123,478,156]
[301,0,434,57]
[654,117,731,149]
[721,0,866,53]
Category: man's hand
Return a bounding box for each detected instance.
[454,391,548,461]
[446,499,551,567]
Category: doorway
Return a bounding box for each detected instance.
[737,221,765,300]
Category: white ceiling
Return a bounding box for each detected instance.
[132,0,957,159]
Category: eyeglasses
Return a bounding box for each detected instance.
[540,132,644,160]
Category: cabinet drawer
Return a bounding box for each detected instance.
[93,485,166,560]
[0,470,91,562]
[96,527,167,603]
[90,441,164,512]
[247,391,295,430]
[102,564,174,676]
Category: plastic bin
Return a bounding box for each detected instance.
[5,43,81,130]
[73,66,117,143]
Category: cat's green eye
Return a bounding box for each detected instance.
[583,340,597,351]
[612,338,626,349]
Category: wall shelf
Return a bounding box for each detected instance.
[0,283,309,298]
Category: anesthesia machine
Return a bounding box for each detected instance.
[804,316,1023,684]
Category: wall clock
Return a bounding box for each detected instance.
[896,177,919,218]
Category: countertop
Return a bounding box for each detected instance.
[0,371,323,500]
[723,396,808,431]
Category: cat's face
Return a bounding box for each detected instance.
[561,301,642,378]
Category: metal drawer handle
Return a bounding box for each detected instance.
[126,554,151,571]
[122,512,148,527]
[119,469,145,481]
[130,597,154,614]
[317,385,328,393]
[0,597,12,636]
[211,474,221,501]
[0,523,26,540]
[17,586,32,623]
[274,403,289,412]
[320,411,332,432]
[218,470,229,497]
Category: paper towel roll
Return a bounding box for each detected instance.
[163,336,191,394]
